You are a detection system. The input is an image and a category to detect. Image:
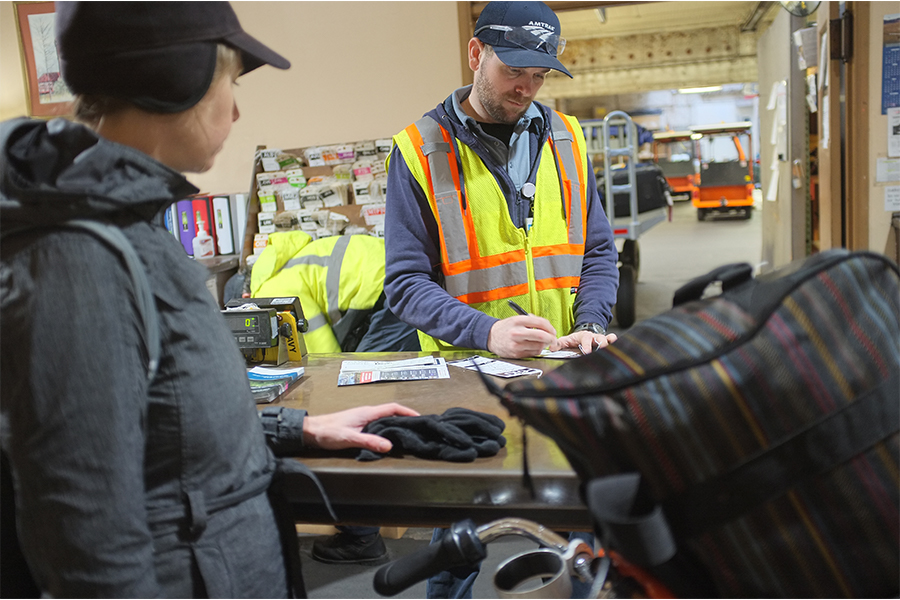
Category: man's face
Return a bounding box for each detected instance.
[473,49,550,124]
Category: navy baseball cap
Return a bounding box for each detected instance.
[56,1,291,113]
[474,1,572,78]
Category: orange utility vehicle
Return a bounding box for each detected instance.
[651,130,699,202]
[691,122,755,220]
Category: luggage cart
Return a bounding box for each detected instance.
[582,111,669,328]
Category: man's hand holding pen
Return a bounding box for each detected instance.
[486,300,556,358]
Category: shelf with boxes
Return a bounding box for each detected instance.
[240,138,393,267]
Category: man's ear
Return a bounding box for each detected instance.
[468,38,484,72]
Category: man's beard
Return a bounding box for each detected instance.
[474,74,529,124]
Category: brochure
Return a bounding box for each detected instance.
[337,356,450,386]
[446,355,542,378]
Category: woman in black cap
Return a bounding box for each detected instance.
[0,2,416,597]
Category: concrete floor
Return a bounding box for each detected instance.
[300,199,764,599]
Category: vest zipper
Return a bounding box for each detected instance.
[523,235,537,302]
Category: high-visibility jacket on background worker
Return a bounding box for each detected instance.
[384,89,618,352]
[250,232,386,353]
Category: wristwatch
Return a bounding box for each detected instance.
[570,322,607,335]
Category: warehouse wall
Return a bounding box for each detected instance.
[756,9,796,270]
[0,1,463,194]
[866,2,895,257]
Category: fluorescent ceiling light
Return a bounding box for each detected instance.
[678,85,723,94]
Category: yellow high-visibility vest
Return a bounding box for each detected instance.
[251,232,385,352]
[391,111,589,351]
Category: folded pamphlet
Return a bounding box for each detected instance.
[446,355,542,378]
[337,356,449,386]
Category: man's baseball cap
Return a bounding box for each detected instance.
[474,1,572,78]
[56,1,291,113]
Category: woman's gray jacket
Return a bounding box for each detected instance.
[1,118,308,598]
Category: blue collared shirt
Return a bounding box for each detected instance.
[450,85,544,195]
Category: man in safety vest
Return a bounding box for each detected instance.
[385,0,619,361]
[251,231,418,354]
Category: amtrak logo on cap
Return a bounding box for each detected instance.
[523,23,556,51]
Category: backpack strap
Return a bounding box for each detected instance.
[1,220,159,383]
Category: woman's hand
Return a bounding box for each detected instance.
[302,403,420,452]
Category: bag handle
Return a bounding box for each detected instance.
[672,262,753,307]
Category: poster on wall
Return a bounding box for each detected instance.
[14,2,72,118]
[884,13,900,115]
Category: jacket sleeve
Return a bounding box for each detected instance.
[0,234,162,598]
[258,406,307,456]
[383,145,498,350]
[572,165,619,331]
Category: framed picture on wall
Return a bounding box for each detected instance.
[14,1,72,118]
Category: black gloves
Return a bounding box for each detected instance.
[357,407,507,462]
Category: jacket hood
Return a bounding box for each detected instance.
[0,118,198,232]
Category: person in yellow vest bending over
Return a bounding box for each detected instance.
[251,231,418,354]
[385,1,619,362]
[250,231,418,564]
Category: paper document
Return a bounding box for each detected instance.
[540,349,584,359]
[447,355,542,378]
[337,356,450,386]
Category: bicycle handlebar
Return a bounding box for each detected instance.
[373,519,487,596]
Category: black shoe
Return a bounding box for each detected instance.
[311,531,389,565]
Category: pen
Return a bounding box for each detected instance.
[508,299,529,316]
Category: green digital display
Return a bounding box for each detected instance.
[225,313,259,334]
[222,307,277,348]
[243,316,258,330]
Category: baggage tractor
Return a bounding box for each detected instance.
[489,249,900,598]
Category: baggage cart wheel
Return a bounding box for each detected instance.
[742,207,752,220]
[620,239,640,280]
[697,208,707,221]
[615,264,637,328]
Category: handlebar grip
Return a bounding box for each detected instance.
[373,519,487,596]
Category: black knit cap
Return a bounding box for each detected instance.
[56,1,291,113]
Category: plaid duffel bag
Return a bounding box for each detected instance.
[494,249,899,598]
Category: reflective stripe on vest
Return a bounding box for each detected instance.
[548,112,586,246]
[279,235,351,330]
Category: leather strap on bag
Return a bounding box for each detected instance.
[672,262,753,307]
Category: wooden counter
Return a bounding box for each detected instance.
[271,352,588,530]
